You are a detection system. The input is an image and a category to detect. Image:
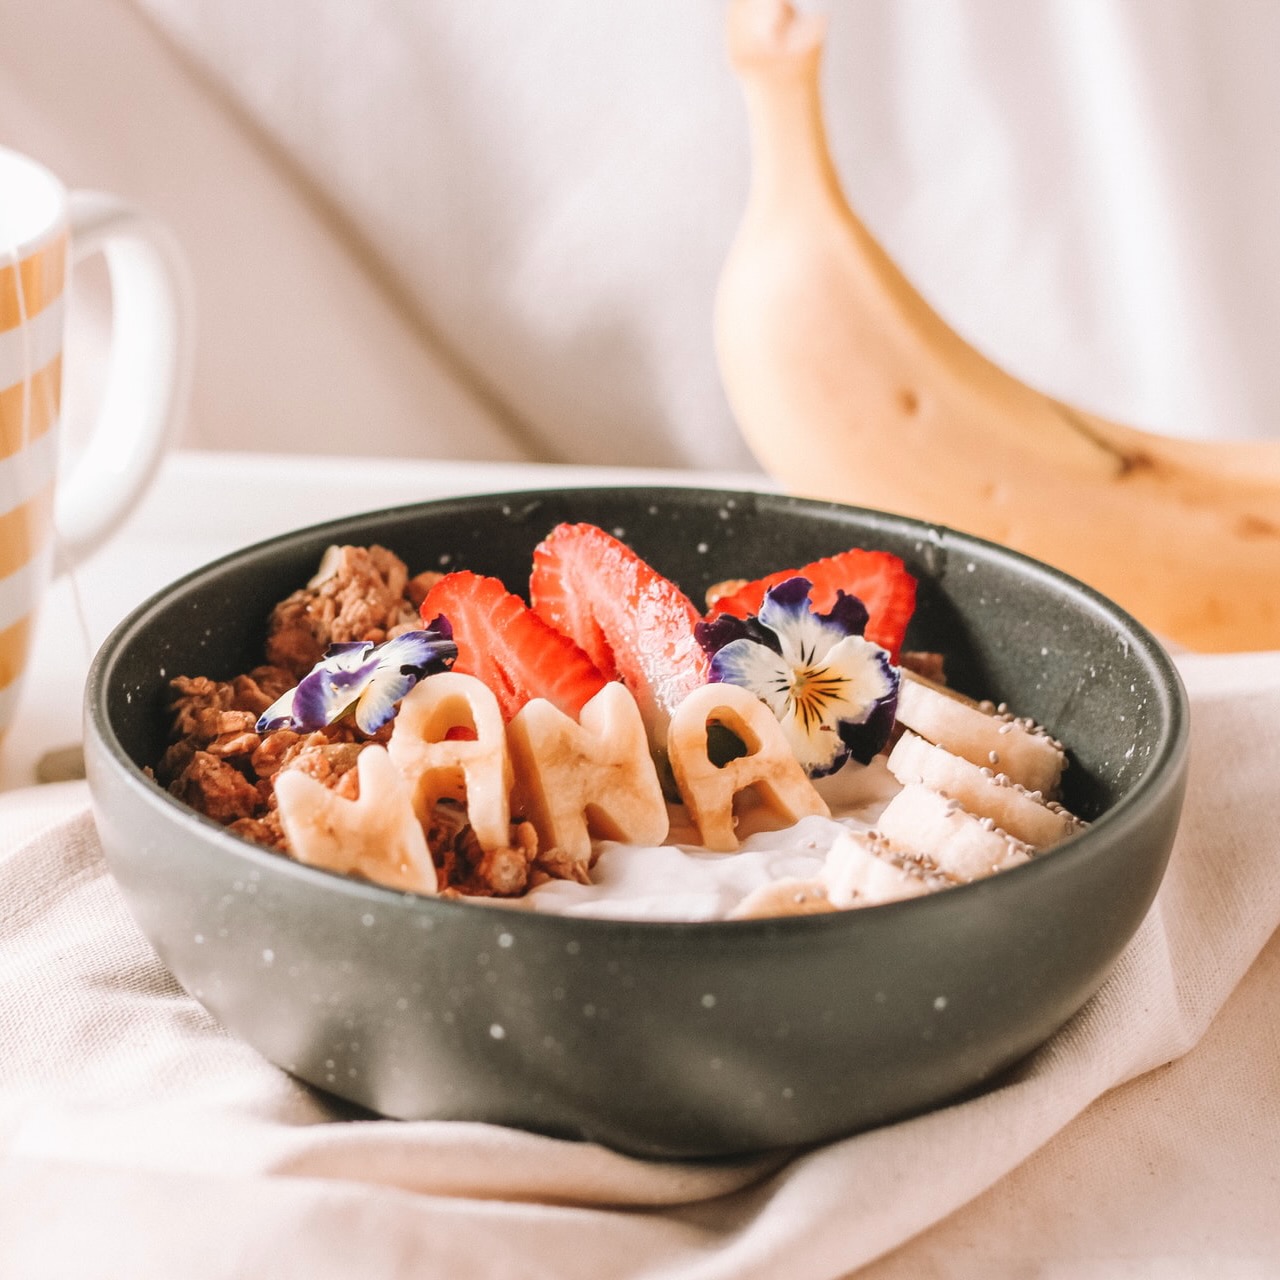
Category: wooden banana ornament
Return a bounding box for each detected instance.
[716,0,1280,652]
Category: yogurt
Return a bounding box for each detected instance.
[497,755,901,920]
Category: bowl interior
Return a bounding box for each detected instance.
[97,487,1180,825]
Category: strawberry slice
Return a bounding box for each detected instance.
[530,523,709,749]
[709,548,917,661]
[420,571,607,721]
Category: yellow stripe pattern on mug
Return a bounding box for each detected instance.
[0,234,66,708]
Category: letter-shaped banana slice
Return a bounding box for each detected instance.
[275,745,437,894]
[388,672,512,853]
[507,683,669,877]
[668,682,830,852]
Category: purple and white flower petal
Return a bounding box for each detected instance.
[349,629,458,733]
[697,576,899,777]
[708,637,793,709]
[255,627,456,735]
[292,642,381,731]
[696,609,775,660]
[757,577,870,664]
[257,685,301,733]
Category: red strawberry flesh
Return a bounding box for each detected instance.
[709,548,917,661]
[420,571,607,721]
[530,523,709,749]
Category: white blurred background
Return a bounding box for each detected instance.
[4,0,1279,468]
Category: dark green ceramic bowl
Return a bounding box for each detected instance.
[84,488,1187,1158]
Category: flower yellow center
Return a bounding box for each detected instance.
[781,664,850,731]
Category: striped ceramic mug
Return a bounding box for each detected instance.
[1,145,191,737]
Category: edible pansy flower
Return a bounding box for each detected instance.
[695,577,899,777]
[257,622,456,735]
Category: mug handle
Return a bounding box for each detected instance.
[53,191,193,564]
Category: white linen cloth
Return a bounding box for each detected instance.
[1,649,1277,1278]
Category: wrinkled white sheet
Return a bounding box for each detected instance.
[1,650,1278,1278]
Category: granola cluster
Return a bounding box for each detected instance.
[155,544,536,897]
[265,543,437,678]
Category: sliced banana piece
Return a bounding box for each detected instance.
[894,671,1066,797]
[821,828,957,908]
[275,745,437,895]
[728,876,835,919]
[668,682,829,852]
[507,682,669,874]
[886,731,1085,849]
[874,783,1032,882]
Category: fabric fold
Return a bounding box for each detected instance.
[1,651,1277,1278]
